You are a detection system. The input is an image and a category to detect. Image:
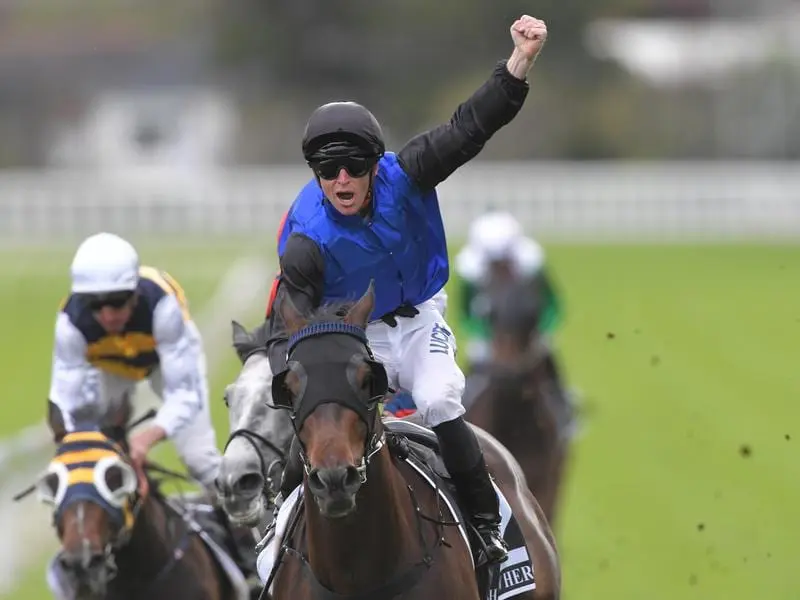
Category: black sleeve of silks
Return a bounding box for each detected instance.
[266,233,325,357]
[397,60,530,191]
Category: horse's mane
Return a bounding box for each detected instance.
[264,301,357,342]
[304,301,355,325]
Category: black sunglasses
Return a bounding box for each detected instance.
[311,156,375,180]
[85,291,135,311]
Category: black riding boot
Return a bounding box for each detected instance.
[433,416,508,565]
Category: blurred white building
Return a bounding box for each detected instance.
[47,87,238,171]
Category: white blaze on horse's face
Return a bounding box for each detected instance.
[217,353,293,527]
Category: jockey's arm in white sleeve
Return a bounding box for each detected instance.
[48,313,93,434]
[151,294,203,438]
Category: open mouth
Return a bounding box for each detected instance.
[335,191,355,205]
[222,496,265,526]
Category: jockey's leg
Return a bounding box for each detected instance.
[394,299,508,565]
[430,288,449,319]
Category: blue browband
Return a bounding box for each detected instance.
[287,321,369,355]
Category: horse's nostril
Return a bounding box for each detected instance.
[343,466,362,490]
[307,469,324,493]
[59,551,106,573]
[88,553,106,570]
[234,472,265,495]
[311,467,358,494]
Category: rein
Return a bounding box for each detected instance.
[224,428,287,501]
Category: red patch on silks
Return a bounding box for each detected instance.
[265,273,280,318]
[392,408,418,417]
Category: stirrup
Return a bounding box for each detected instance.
[473,525,508,566]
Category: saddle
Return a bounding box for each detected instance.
[166,494,262,598]
[383,418,448,477]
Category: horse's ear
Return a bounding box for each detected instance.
[279,292,307,334]
[47,400,66,443]
[100,395,133,445]
[231,320,249,347]
[344,280,375,329]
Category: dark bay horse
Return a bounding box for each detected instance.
[262,283,560,600]
[464,278,575,528]
[31,403,250,600]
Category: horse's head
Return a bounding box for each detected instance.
[216,321,293,526]
[272,282,388,519]
[37,415,142,597]
[489,278,545,372]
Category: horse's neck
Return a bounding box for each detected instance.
[303,447,419,592]
[113,495,176,581]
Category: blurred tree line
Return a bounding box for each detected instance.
[210,0,740,162]
[0,0,796,166]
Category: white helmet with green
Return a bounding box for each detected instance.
[467,211,523,261]
[70,232,140,295]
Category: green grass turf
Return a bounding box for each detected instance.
[2,242,797,598]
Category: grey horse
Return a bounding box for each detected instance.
[215,321,294,528]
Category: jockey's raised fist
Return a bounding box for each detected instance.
[510,15,547,60]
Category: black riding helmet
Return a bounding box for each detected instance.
[302,102,386,163]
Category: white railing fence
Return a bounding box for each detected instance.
[2,161,799,242]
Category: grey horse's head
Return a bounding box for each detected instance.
[215,320,294,527]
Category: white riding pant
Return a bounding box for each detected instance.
[368,293,464,428]
[88,353,221,490]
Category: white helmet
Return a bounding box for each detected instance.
[467,211,523,261]
[70,233,140,294]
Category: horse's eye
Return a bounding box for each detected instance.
[223,384,235,407]
[360,370,372,390]
[43,472,60,497]
[104,464,124,491]
[37,468,65,506]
